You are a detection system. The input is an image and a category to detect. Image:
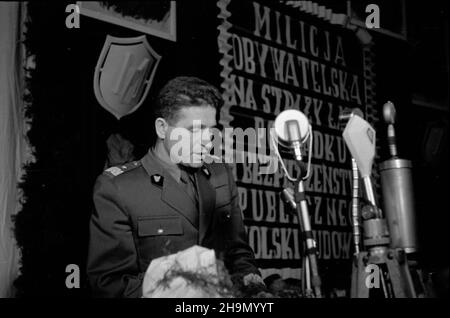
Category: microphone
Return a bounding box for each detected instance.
[280,188,297,212]
[383,101,398,157]
[342,114,377,207]
[339,107,364,121]
[273,110,322,297]
[273,109,311,161]
[338,108,365,253]
[379,101,418,253]
[286,120,303,161]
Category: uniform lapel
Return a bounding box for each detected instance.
[195,167,215,244]
[141,151,198,228]
[161,172,198,227]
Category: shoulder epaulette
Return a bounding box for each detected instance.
[103,161,141,178]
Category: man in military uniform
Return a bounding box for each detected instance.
[87,76,264,297]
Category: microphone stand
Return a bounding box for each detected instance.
[351,158,362,254]
[339,109,364,255]
[343,110,418,298]
[273,111,322,298]
[282,188,312,296]
[275,131,322,298]
[293,162,322,298]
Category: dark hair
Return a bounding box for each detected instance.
[153,76,223,123]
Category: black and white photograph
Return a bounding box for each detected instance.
[0,0,448,305]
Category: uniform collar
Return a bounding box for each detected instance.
[141,147,182,183]
[141,149,163,177]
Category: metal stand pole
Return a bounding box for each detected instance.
[351,158,362,254]
[294,178,322,298]
[350,183,418,298]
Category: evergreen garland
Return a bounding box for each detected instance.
[152,259,236,297]
[13,2,42,297]
[100,1,171,22]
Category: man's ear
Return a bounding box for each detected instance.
[155,117,168,140]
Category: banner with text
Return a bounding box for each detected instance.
[217,0,367,291]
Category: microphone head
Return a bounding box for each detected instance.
[273,109,310,148]
[286,120,302,143]
[352,108,364,119]
[383,101,396,124]
[280,188,296,211]
[342,115,376,177]
[339,108,364,122]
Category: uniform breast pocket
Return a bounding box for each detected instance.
[137,215,184,237]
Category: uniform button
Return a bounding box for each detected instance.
[157,228,164,234]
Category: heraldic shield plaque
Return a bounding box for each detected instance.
[94,35,161,119]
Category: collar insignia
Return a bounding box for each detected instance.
[151,174,164,187]
[202,166,211,178]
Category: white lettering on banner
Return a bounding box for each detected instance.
[253,2,272,41]
[239,187,351,227]
[237,159,352,196]
[247,226,301,260]
[232,34,256,74]
[237,187,248,212]
[238,187,297,224]
[246,226,352,260]
[303,164,352,196]
[228,75,257,110]
[228,74,352,130]
[255,42,269,78]
[313,230,352,260]
[252,2,348,67]
[229,33,362,105]
[218,0,364,267]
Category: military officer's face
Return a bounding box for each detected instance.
[161,105,216,168]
